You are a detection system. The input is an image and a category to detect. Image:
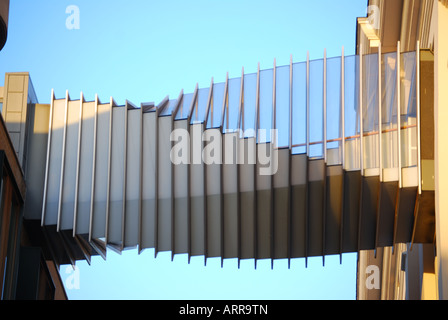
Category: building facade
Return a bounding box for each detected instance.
[355,0,447,300]
[0,0,68,300]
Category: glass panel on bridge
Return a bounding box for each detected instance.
[242,72,257,138]
[344,55,360,171]
[223,77,241,133]
[309,58,324,159]
[381,52,398,180]
[292,61,307,155]
[362,52,380,175]
[206,81,225,129]
[275,65,290,148]
[326,56,342,166]
[259,68,273,144]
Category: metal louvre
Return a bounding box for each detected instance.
[42,96,64,227]
[34,47,427,267]
[157,111,173,253]
[124,105,142,248]
[90,99,112,241]
[140,105,156,251]
[172,118,189,255]
[189,123,205,257]
[239,136,256,260]
[204,128,222,259]
[75,99,96,236]
[59,97,80,231]
[222,132,239,260]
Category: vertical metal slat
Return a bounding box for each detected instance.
[88,94,99,242]
[72,92,84,237]
[41,89,55,226]
[57,91,69,232]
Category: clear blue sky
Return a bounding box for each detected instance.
[0,0,367,300]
